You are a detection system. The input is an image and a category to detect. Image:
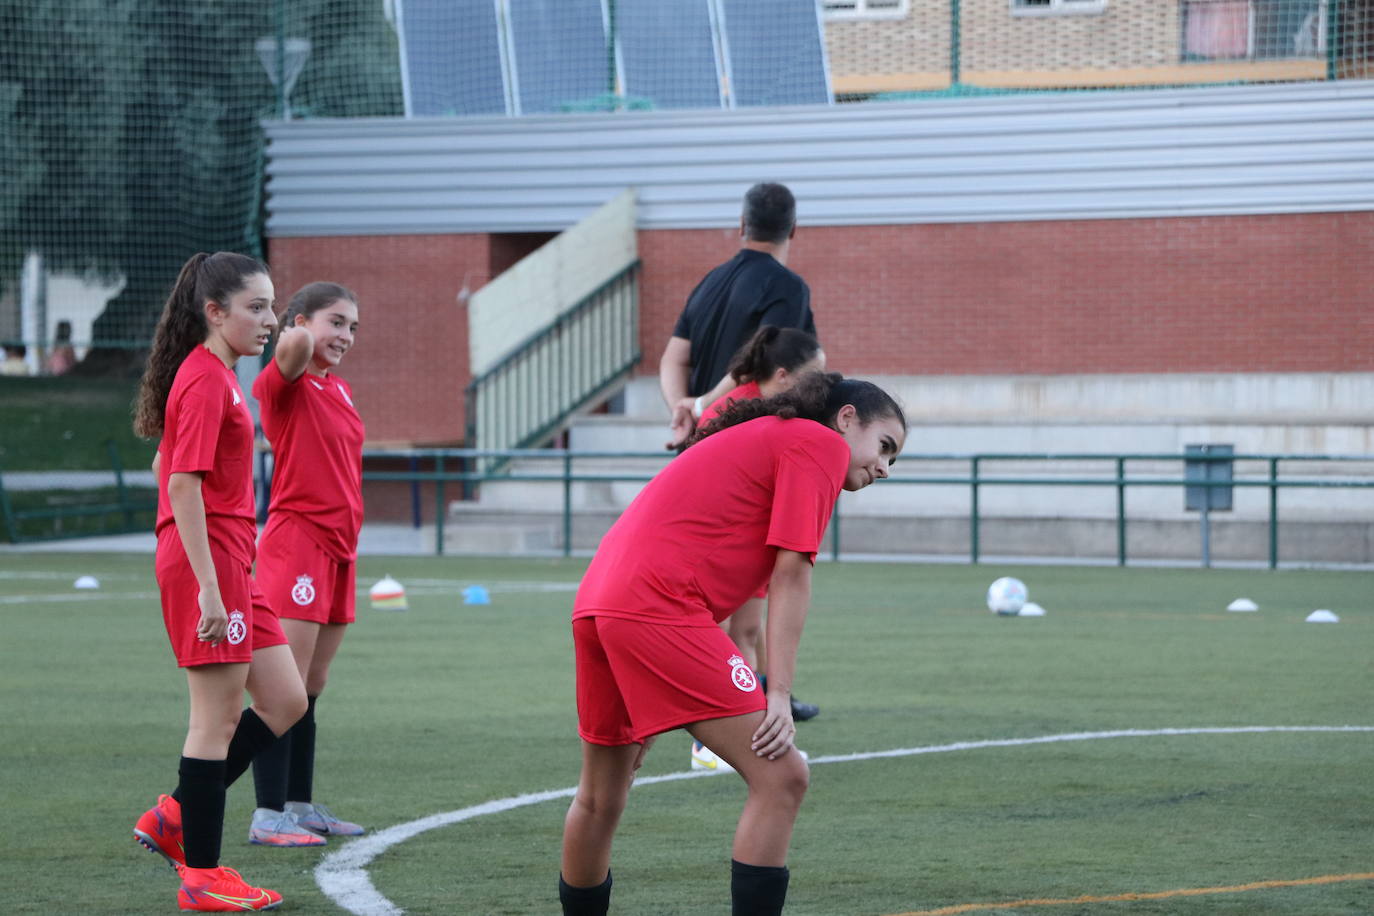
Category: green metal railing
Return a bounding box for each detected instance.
[463,261,641,478]
[0,441,158,543]
[363,449,1374,566]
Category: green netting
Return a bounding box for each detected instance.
[1,0,1369,374]
[0,0,401,372]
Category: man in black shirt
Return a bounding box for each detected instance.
[659,182,816,449]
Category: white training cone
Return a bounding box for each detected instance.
[1226,598,1259,612]
[1305,609,1339,623]
[1018,602,1046,617]
[369,575,408,611]
[73,575,100,590]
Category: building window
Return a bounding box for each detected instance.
[1010,0,1108,16]
[822,0,910,21]
[1183,0,1326,60]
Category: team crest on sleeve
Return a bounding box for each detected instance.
[231,388,242,407]
[728,654,758,692]
[291,574,317,606]
[226,610,247,645]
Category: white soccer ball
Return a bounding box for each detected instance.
[986,577,1028,616]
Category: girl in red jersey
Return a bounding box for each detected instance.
[130,252,308,912]
[692,327,826,775]
[248,282,366,845]
[560,372,906,916]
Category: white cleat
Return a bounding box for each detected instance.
[690,740,735,773]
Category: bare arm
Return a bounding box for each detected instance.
[697,372,737,413]
[272,325,314,382]
[658,335,697,448]
[753,548,813,759]
[167,471,228,645]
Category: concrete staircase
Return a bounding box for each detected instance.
[438,374,1374,565]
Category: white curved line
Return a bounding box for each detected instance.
[316,725,1374,915]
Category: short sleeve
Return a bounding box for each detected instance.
[765,435,846,561]
[672,305,693,340]
[251,359,296,415]
[167,376,228,475]
[757,275,811,332]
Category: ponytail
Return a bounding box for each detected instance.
[133,251,268,438]
[727,326,821,385]
[685,371,905,447]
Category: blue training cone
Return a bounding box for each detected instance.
[462,585,491,605]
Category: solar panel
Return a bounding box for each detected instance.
[718,0,832,107]
[396,0,508,117]
[616,0,724,111]
[506,0,611,114]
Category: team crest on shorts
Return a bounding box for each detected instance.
[226,610,247,645]
[291,574,316,606]
[728,654,758,692]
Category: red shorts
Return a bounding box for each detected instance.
[156,529,288,667]
[573,615,766,746]
[255,521,355,625]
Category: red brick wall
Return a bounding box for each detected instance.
[641,210,1374,376]
[271,210,1374,444]
[269,234,488,445]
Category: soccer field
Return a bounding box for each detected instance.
[1,552,1370,915]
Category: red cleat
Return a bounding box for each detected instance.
[134,794,185,868]
[177,865,282,911]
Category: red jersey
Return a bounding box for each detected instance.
[574,416,847,627]
[253,360,365,562]
[697,380,762,429]
[156,345,257,565]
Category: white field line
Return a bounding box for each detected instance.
[0,590,159,605]
[315,725,1374,916]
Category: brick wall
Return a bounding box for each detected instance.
[271,210,1374,444]
[640,210,1374,377]
[269,233,488,445]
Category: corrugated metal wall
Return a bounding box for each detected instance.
[264,79,1374,237]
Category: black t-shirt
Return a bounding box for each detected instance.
[672,249,815,396]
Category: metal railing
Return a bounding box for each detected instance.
[362,448,1374,566]
[0,442,158,543]
[463,261,641,478]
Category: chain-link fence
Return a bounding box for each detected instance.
[2,0,1369,374]
[0,0,401,374]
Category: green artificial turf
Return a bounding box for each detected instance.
[1,554,1369,914]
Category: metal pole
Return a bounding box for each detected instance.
[969,455,980,564]
[108,440,133,531]
[410,455,421,529]
[1200,500,1211,568]
[563,452,573,558]
[275,0,288,118]
[1326,0,1339,81]
[950,0,961,88]
[435,454,445,556]
[1268,457,1279,569]
[1116,456,1126,566]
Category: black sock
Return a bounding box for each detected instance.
[559,872,611,916]
[286,695,317,803]
[731,860,789,916]
[251,728,291,811]
[177,757,227,869]
[224,708,281,790]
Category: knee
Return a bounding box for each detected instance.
[260,685,308,732]
[754,756,809,808]
[571,787,628,824]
